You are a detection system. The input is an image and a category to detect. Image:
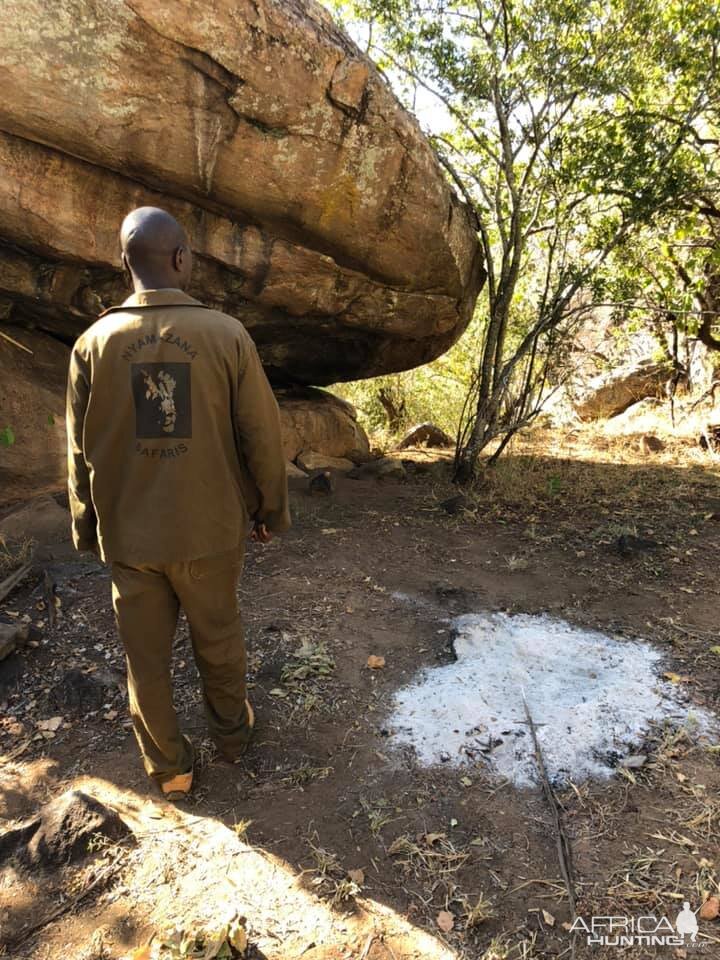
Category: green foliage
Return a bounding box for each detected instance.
[0,426,15,447]
[326,0,720,459]
[334,313,482,438]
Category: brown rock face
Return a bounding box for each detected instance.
[278,387,369,462]
[0,325,367,506]
[0,0,484,386]
[573,361,674,421]
[0,327,69,505]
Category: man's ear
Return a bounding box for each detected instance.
[121,252,132,287]
[173,246,185,273]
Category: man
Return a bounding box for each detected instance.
[66,206,290,798]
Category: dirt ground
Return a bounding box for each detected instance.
[1,427,720,960]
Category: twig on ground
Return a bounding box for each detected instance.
[522,691,577,958]
[0,560,33,604]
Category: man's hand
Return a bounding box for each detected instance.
[250,521,273,544]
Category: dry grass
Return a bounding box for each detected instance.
[387,832,470,907]
[0,534,34,575]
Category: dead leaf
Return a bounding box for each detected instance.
[423,832,447,846]
[367,655,386,669]
[436,910,454,933]
[228,917,248,952]
[663,671,690,684]
[348,868,365,886]
[269,688,288,698]
[542,909,556,927]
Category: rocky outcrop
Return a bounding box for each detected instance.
[573,361,674,420]
[0,0,483,386]
[397,422,454,449]
[278,387,368,462]
[0,327,69,505]
[0,326,368,505]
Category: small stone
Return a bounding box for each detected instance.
[0,790,131,867]
[638,434,665,455]
[296,450,354,473]
[439,494,469,516]
[620,754,647,769]
[699,896,720,921]
[285,460,307,479]
[348,457,406,481]
[308,470,335,496]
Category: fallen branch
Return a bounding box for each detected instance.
[0,330,33,355]
[522,691,577,958]
[0,560,34,604]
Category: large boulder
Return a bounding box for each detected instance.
[0,326,69,505]
[0,327,368,505]
[0,0,484,386]
[573,360,674,421]
[277,387,368,461]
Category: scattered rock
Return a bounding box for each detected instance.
[402,458,450,481]
[296,451,355,473]
[439,494,470,516]
[285,460,308,479]
[0,790,131,868]
[48,668,120,716]
[0,621,30,661]
[367,655,386,669]
[638,434,665,455]
[616,534,660,558]
[348,457,406,481]
[308,470,335,496]
[573,360,674,420]
[0,494,70,544]
[699,896,720,921]
[436,910,454,933]
[397,422,454,449]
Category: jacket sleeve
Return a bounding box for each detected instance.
[235,333,291,533]
[66,342,98,552]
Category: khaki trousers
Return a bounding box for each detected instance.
[111,545,251,784]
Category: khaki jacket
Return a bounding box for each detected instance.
[66,289,290,564]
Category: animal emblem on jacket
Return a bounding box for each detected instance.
[142,369,177,433]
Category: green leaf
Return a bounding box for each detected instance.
[0,426,15,447]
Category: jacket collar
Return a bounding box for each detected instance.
[99,289,205,317]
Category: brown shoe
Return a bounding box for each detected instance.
[161,769,193,800]
[220,699,255,763]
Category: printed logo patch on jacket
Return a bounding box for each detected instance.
[131,362,192,439]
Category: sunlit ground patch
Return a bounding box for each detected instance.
[388,612,716,787]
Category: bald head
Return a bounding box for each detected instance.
[120,207,192,292]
